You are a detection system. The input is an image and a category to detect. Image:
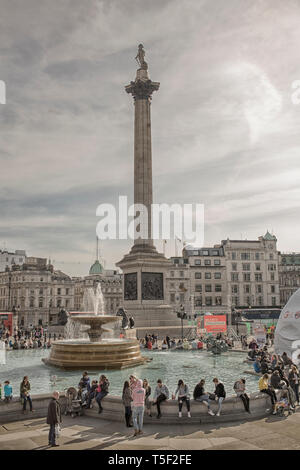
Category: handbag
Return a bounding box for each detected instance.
[55,423,61,438]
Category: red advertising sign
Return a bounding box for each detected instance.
[204,315,227,333]
[0,312,13,335]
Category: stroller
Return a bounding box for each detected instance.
[64,387,83,418]
[274,388,294,417]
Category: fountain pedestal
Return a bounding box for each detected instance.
[42,313,147,370]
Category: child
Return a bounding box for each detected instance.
[4,381,13,402]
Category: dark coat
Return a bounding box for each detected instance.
[47,398,62,425]
[193,384,205,400]
[215,382,226,398]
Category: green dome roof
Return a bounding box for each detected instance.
[89,259,103,275]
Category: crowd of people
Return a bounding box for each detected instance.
[246,341,300,413]
[73,371,234,437]
[0,325,58,350]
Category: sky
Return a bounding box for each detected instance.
[0,0,300,276]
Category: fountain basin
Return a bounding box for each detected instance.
[43,312,148,370]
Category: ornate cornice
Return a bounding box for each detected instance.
[125,79,160,101]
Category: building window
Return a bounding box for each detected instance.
[255,264,261,271]
[232,263,237,271]
[216,296,222,305]
[243,273,251,282]
[232,252,236,260]
[244,284,251,294]
[195,284,202,292]
[255,252,260,260]
[214,259,221,266]
[39,298,43,308]
[195,296,202,306]
[241,253,250,260]
[271,285,275,293]
[204,260,211,266]
[205,272,211,279]
[255,273,263,282]
[231,273,239,282]
[57,288,61,295]
[179,271,184,278]
[215,285,222,292]
[272,297,276,306]
[205,285,212,293]
[242,263,250,271]
[195,272,201,279]
[195,260,201,265]
[205,297,212,306]
[231,285,239,294]
[256,284,262,294]
[214,272,221,279]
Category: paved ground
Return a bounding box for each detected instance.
[1,409,300,450]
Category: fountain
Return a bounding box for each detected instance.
[42,283,147,370]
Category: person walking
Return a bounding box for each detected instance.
[213,378,226,416]
[153,379,169,418]
[47,391,62,447]
[172,379,191,418]
[193,379,215,416]
[122,381,133,427]
[131,379,145,436]
[233,378,250,413]
[96,375,109,414]
[20,376,33,413]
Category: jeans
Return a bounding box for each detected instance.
[216,396,224,414]
[260,388,277,406]
[178,396,190,412]
[125,406,132,426]
[96,391,107,410]
[132,406,144,431]
[48,424,56,445]
[291,383,299,403]
[237,393,250,412]
[21,394,32,411]
[86,391,97,408]
[155,394,166,416]
[195,394,212,409]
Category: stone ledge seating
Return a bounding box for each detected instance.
[0,391,277,424]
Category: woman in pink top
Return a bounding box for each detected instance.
[131,379,145,437]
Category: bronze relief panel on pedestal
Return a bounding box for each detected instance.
[141,272,164,300]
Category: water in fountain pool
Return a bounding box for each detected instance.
[1,349,260,397]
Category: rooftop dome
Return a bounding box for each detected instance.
[89,259,103,275]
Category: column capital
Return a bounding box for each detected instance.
[125,78,160,101]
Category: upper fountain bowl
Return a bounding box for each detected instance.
[70,312,119,343]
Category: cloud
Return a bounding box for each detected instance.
[1,0,300,275]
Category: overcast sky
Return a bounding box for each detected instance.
[1,0,300,276]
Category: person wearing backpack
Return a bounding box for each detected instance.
[172,379,191,418]
[233,378,250,413]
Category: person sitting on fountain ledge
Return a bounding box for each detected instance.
[152,379,169,419]
[96,375,110,413]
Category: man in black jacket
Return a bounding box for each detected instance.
[213,378,226,416]
[47,391,62,447]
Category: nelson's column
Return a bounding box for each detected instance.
[117,45,178,330]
